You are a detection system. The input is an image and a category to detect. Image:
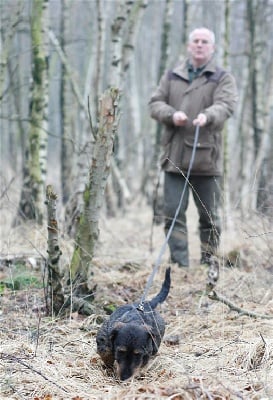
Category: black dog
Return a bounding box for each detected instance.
[96,267,171,381]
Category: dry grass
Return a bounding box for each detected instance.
[1,194,273,400]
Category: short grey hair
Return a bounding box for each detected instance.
[189,28,215,45]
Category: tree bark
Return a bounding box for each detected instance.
[181,0,189,52]
[247,0,271,211]
[0,3,21,101]
[45,185,64,316]
[154,0,173,157]
[149,0,173,222]
[121,0,148,75]
[239,0,272,214]
[105,0,147,213]
[60,0,75,204]
[70,88,121,295]
[108,1,132,88]
[16,0,49,225]
[222,0,232,229]
[94,0,106,120]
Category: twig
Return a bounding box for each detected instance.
[1,353,68,393]
[88,95,97,140]
[47,29,86,114]
[259,332,267,346]
[208,290,273,319]
[34,314,42,357]
[0,176,15,200]
[245,231,273,238]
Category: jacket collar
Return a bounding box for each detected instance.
[172,57,217,81]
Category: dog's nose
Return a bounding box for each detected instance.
[120,370,133,381]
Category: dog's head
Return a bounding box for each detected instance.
[110,322,154,381]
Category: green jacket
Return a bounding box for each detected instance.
[149,58,238,175]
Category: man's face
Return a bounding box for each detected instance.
[187,29,215,67]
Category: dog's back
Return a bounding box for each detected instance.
[96,267,171,380]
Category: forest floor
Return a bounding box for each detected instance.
[0,191,273,400]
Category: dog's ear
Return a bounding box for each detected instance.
[110,322,125,345]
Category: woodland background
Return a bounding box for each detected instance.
[0,0,273,399]
[1,0,273,223]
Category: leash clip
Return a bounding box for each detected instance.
[137,302,144,312]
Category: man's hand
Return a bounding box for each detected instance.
[193,113,207,127]
[173,111,188,126]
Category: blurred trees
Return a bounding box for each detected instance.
[1,0,273,225]
[244,0,273,212]
[16,0,49,224]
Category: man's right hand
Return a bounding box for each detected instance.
[173,111,188,126]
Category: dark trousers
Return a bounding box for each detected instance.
[163,171,221,266]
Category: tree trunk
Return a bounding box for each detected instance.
[0,3,21,101]
[5,4,27,172]
[39,0,49,187]
[105,0,147,212]
[222,0,232,229]
[239,0,272,214]
[121,0,148,75]
[154,0,173,153]
[45,185,64,316]
[108,0,134,88]
[253,63,273,212]
[16,0,49,225]
[94,0,106,120]
[60,0,75,204]
[247,0,270,211]
[149,0,173,221]
[181,0,189,51]
[70,88,121,295]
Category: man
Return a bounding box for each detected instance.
[149,28,238,267]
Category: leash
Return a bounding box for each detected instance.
[138,124,200,310]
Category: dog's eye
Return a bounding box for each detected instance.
[133,349,141,355]
[117,347,127,354]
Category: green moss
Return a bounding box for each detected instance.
[1,274,42,290]
[33,57,45,85]
[0,261,43,291]
[70,247,81,278]
[103,304,117,315]
[83,186,90,205]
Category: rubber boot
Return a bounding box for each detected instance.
[200,242,217,265]
[167,229,189,267]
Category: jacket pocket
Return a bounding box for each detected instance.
[181,139,216,173]
[161,128,175,146]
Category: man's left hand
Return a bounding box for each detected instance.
[193,113,207,127]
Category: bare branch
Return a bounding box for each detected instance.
[208,290,273,320]
[88,95,97,140]
[47,30,86,113]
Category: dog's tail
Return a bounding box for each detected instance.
[149,267,171,309]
